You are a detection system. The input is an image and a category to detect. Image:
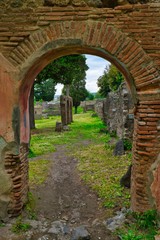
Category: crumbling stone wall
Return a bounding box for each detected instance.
[0,0,157,9]
[103,82,134,139]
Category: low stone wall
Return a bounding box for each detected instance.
[80,100,96,112]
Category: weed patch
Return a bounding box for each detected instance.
[117,210,159,240]
[75,144,131,211]
[12,217,31,233]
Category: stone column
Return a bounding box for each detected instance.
[131,98,160,212]
[60,95,68,125]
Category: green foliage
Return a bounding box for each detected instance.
[97,64,124,97]
[28,148,36,158]
[74,106,83,114]
[94,92,104,99]
[34,78,56,101]
[123,139,132,151]
[107,64,124,91]
[110,131,117,138]
[118,229,144,240]
[133,210,158,230]
[70,77,89,113]
[86,92,95,100]
[35,55,88,101]
[12,217,31,233]
[97,70,111,97]
[118,210,159,240]
[0,222,5,227]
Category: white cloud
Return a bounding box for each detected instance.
[55,54,110,95]
[85,54,109,93]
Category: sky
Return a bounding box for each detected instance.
[55,54,109,95]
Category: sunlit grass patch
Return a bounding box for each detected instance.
[76,144,131,210]
[29,113,108,157]
[29,159,51,187]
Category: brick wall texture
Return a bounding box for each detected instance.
[0,1,159,218]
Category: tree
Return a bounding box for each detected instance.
[97,71,111,97]
[65,78,89,114]
[36,54,88,97]
[29,55,88,128]
[86,92,95,100]
[107,64,124,91]
[34,78,56,101]
[97,64,124,97]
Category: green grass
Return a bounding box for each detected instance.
[29,112,131,214]
[29,113,108,157]
[75,144,131,211]
[117,210,159,240]
[29,159,51,187]
[12,217,31,233]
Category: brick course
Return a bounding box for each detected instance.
[0,2,160,218]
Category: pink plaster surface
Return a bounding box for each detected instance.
[0,55,18,142]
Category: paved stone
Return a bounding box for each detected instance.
[71,225,90,240]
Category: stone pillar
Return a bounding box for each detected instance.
[60,95,68,126]
[67,96,73,124]
[70,97,73,123]
[131,99,160,212]
[60,95,73,126]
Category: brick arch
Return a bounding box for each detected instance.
[1,20,160,217]
[9,21,159,94]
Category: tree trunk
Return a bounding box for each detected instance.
[29,84,35,129]
[66,84,70,96]
[74,106,78,114]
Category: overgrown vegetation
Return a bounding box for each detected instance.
[75,144,131,211]
[117,210,159,240]
[123,138,132,151]
[12,217,31,233]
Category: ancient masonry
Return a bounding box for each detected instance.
[103,82,134,140]
[0,0,160,219]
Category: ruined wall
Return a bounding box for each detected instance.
[0,0,157,10]
[103,82,134,139]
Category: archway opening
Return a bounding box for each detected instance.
[22,50,135,238]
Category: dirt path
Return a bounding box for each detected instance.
[0,144,118,240]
